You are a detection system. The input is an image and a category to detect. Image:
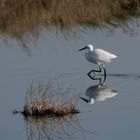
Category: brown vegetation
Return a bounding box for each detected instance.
[0,0,140,38]
[22,80,79,117]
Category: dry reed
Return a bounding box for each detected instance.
[1,0,140,53]
[0,0,140,38]
[22,79,79,117]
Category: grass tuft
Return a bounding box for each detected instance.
[22,79,79,117]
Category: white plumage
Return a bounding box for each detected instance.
[79,44,117,80]
[86,48,117,65]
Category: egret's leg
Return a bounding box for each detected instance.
[87,65,101,76]
[93,77,102,85]
[87,74,102,84]
[87,65,102,80]
[102,65,106,84]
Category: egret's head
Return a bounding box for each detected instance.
[78,44,94,52]
[87,44,94,51]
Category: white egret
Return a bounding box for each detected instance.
[79,44,117,80]
[80,84,117,104]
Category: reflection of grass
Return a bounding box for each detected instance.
[24,114,81,140]
[23,79,79,117]
[0,0,140,38]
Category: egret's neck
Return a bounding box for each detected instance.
[89,46,94,51]
[87,44,94,51]
[89,98,94,104]
[90,48,94,51]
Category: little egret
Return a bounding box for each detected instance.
[78,44,117,80]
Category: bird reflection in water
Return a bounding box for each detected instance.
[80,80,117,104]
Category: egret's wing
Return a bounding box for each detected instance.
[94,48,117,61]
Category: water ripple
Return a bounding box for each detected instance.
[107,73,140,79]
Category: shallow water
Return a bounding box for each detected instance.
[0,28,140,140]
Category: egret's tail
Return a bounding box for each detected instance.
[111,54,117,59]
